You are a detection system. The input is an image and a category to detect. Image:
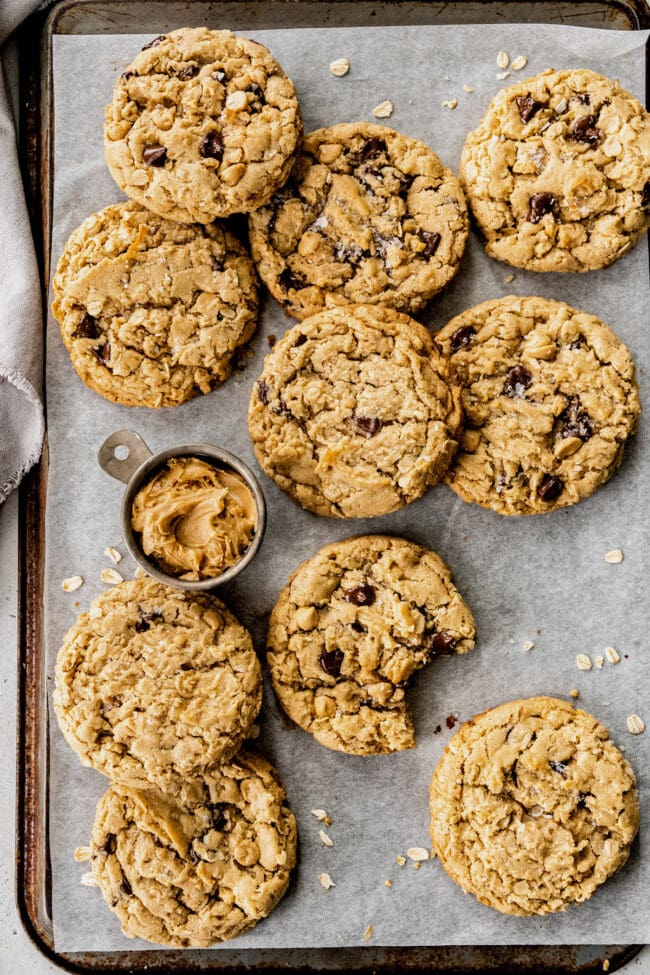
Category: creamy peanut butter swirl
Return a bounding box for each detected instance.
[131,456,257,579]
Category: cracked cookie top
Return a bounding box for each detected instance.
[267,535,476,755]
[461,69,650,271]
[80,752,297,946]
[429,696,639,915]
[248,122,469,318]
[53,578,262,794]
[248,304,464,518]
[52,201,259,408]
[436,295,640,516]
[104,28,302,222]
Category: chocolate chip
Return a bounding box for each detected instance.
[73,313,100,339]
[569,335,584,350]
[575,92,590,105]
[246,83,265,101]
[142,144,167,167]
[446,714,457,730]
[334,240,365,265]
[515,94,542,123]
[141,34,165,50]
[435,724,442,734]
[135,608,163,632]
[350,621,365,633]
[101,834,116,855]
[119,879,132,897]
[527,192,557,224]
[354,416,382,439]
[642,181,650,210]
[319,649,344,677]
[213,68,227,83]
[271,396,293,418]
[278,268,307,292]
[556,396,593,442]
[121,71,135,81]
[537,474,563,502]
[256,380,270,405]
[426,632,457,656]
[93,342,111,366]
[211,254,225,273]
[294,333,307,347]
[177,64,199,80]
[344,584,376,606]
[209,803,229,831]
[134,619,149,633]
[267,334,276,348]
[199,131,224,161]
[353,137,387,163]
[549,760,568,778]
[449,325,476,353]
[418,230,441,258]
[572,114,601,145]
[503,364,532,397]
[188,847,200,864]
[577,793,589,809]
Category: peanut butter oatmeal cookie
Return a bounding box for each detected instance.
[267,535,476,755]
[249,122,468,318]
[52,201,258,407]
[53,578,262,794]
[436,295,640,515]
[429,696,639,915]
[461,68,650,271]
[104,28,302,222]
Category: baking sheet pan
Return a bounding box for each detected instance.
[44,21,650,953]
[14,0,650,970]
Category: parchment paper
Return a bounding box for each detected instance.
[47,23,649,951]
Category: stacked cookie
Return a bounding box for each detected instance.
[53,577,297,946]
[52,27,303,407]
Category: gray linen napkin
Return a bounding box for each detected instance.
[0,0,46,503]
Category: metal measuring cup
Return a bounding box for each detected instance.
[98,428,266,591]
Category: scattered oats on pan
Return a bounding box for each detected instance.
[62,575,83,593]
[100,567,123,585]
[605,646,621,665]
[318,872,336,890]
[104,546,122,564]
[363,925,373,942]
[605,548,624,564]
[496,51,509,69]
[319,830,334,848]
[329,58,350,77]
[406,847,429,862]
[626,714,645,735]
[576,654,592,671]
[511,55,528,71]
[372,100,393,118]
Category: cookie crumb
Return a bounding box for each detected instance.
[595,655,604,669]
[626,714,645,735]
[372,100,393,119]
[62,575,83,593]
[605,548,624,564]
[396,855,406,866]
[576,654,592,671]
[463,84,474,93]
[319,830,334,848]
[100,567,124,585]
[406,847,429,862]
[413,862,421,870]
[104,546,122,564]
[384,879,392,888]
[363,924,373,942]
[496,51,510,69]
[605,646,621,665]
[329,58,350,77]
[80,872,98,887]
[504,274,515,283]
[511,55,528,71]
[442,99,458,109]
[570,689,580,699]
[318,872,336,890]
[602,961,610,973]
[522,640,534,651]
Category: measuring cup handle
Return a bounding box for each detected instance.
[98,429,153,484]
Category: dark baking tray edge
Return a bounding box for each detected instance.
[14,0,650,971]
